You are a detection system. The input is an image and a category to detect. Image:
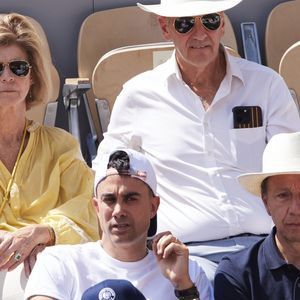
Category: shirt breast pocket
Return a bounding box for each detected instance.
[229,126,266,172]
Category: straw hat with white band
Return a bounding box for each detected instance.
[137,0,242,17]
[238,132,300,197]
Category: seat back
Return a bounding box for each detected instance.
[78,6,238,138]
[92,42,174,133]
[279,40,300,112]
[222,13,238,52]
[265,0,300,72]
[92,42,174,113]
[0,14,60,125]
[25,16,60,125]
[78,6,163,81]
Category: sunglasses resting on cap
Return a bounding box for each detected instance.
[0,60,31,77]
[174,13,221,34]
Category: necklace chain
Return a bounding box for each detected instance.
[199,96,208,103]
[0,119,28,216]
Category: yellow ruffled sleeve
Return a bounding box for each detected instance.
[37,127,99,244]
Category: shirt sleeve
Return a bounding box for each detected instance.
[266,74,300,141]
[92,85,140,170]
[214,258,249,300]
[38,128,99,244]
[24,248,73,300]
[40,155,99,244]
[189,260,214,300]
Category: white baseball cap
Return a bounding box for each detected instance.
[94,149,158,237]
[94,149,157,195]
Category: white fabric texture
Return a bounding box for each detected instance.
[93,50,300,243]
[24,242,213,300]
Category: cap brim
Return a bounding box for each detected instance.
[238,171,300,197]
[137,0,242,17]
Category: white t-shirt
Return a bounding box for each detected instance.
[93,50,300,242]
[24,242,213,300]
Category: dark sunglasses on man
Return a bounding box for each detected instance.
[174,13,221,34]
[0,60,31,77]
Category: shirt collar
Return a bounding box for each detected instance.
[263,227,288,270]
[224,46,245,85]
[167,50,182,81]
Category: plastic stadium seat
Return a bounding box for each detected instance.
[265,0,300,72]
[279,40,300,113]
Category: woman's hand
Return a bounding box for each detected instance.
[0,230,12,243]
[0,225,52,274]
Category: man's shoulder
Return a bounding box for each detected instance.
[41,242,100,260]
[31,123,79,148]
[216,236,267,276]
[232,55,280,78]
[215,232,294,299]
[214,237,267,299]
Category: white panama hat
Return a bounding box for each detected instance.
[238,132,300,197]
[137,0,242,17]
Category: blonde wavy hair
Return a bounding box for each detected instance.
[0,13,50,109]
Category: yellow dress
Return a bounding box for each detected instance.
[0,120,98,244]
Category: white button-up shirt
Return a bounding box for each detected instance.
[94,50,300,243]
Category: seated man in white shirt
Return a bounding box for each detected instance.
[93,0,300,281]
[24,149,213,300]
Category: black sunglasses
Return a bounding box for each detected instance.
[174,13,221,34]
[0,60,31,77]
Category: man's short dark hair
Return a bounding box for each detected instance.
[107,150,154,197]
[261,177,269,196]
[107,150,130,173]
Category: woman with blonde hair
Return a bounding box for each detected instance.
[0,12,98,278]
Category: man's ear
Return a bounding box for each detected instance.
[92,197,100,213]
[158,16,173,41]
[151,196,160,219]
[219,12,226,37]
